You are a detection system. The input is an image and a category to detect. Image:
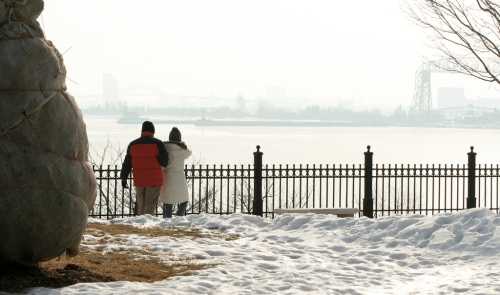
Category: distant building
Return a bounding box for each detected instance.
[437,87,467,109]
[470,97,500,109]
[102,73,119,108]
[236,95,246,111]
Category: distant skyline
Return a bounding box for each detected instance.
[42,0,498,109]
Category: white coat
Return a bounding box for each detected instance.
[159,142,192,204]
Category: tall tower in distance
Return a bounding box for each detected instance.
[412,62,432,113]
[102,73,119,110]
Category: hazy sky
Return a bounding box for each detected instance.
[41,0,496,109]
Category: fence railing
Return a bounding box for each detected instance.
[90,146,500,219]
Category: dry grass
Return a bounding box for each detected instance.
[43,250,212,283]
[0,222,237,293]
[87,223,238,241]
[0,251,211,293]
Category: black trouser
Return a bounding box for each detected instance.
[162,201,188,218]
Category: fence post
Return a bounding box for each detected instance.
[467,146,476,209]
[363,145,374,218]
[253,145,263,216]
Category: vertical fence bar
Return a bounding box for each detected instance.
[483,165,487,208]
[387,164,390,216]
[113,165,117,218]
[451,164,454,213]
[212,164,216,214]
[205,164,209,213]
[407,164,410,214]
[105,165,110,219]
[438,164,441,213]
[265,164,269,217]
[425,164,429,215]
[478,164,482,208]
[306,164,309,208]
[497,164,499,213]
[240,164,244,212]
[234,165,237,213]
[293,164,297,208]
[400,164,404,214]
[279,164,283,209]
[326,164,329,208]
[345,164,348,208]
[490,164,493,211]
[419,164,423,215]
[285,164,295,208]
[119,165,124,217]
[456,164,460,212]
[91,165,96,216]
[299,164,303,208]
[286,164,290,208]
[413,164,417,214]
[358,164,362,212]
[462,164,466,209]
[272,164,276,212]
[394,165,399,215]
[363,146,373,218]
[98,165,103,218]
[467,146,477,209]
[444,164,448,213]
[319,164,323,208]
[332,164,336,208]
[381,164,385,216]
[198,165,202,213]
[253,145,263,216]
[352,164,355,209]
[189,166,193,214]
[248,164,252,214]
[226,164,230,213]
[432,164,435,214]
[375,164,378,216]
[339,164,343,208]
[219,164,223,215]
[313,164,316,208]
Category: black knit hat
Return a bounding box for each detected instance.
[169,127,181,142]
[141,121,155,133]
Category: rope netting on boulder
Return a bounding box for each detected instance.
[0,0,97,266]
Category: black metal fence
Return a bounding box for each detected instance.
[90,146,500,219]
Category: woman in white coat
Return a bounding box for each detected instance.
[159,127,192,218]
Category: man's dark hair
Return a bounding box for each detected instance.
[142,121,155,133]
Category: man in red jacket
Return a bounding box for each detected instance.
[120,121,168,215]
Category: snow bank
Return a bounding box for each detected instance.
[31,209,500,295]
[95,208,500,254]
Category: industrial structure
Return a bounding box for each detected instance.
[412,62,433,113]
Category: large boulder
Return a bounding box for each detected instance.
[0,0,96,265]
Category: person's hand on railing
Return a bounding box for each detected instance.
[122,179,129,189]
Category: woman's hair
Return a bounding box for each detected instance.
[169,127,181,142]
[169,127,187,149]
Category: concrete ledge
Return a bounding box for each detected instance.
[274,208,359,218]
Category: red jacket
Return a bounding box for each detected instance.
[120,132,168,187]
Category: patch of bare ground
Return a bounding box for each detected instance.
[86,223,239,241]
[0,223,236,293]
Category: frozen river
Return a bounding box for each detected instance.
[84,115,500,165]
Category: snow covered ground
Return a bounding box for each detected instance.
[30,209,500,295]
